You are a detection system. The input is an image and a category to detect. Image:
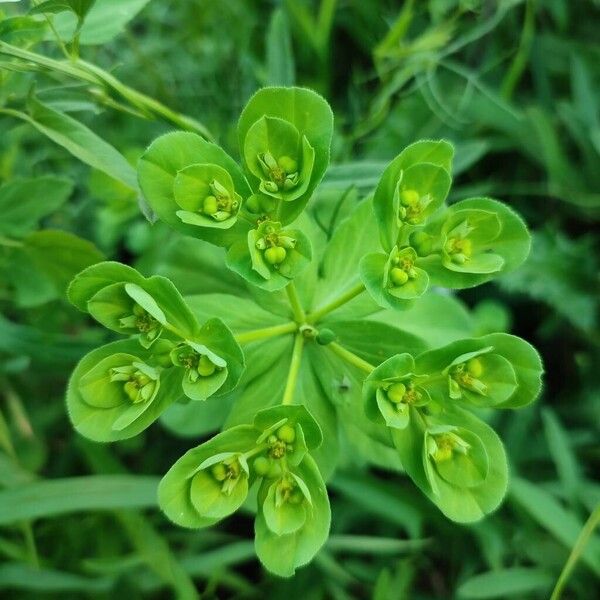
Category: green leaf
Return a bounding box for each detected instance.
[311,198,381,310]
[237,87,333,224]
[138,131,251,246]
[0,176,73,237]
[415,333,543,409]
[227,222,312,291]
[420,198,531,289]
[17,229,103,300]
[254,454,330,577]
[67,340,183,442]
[30,0,95,19]
[510,478,600,575]
[374,160,452,251]
[68,261,145,312]
[0,475,159,524]
[19,96,138,189]
[266,8,295,86]
[158,425,257,528]
[392,407,508,523]
[51,0,150,45]
[457,567,553,599]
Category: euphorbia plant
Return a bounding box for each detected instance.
[66,87,543,577]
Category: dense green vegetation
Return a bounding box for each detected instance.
[0,1,598,598]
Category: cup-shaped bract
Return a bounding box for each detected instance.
[67,339,182,442]
[158,425,258,529]
[138,132,252,246]
[416,333,543,409]
[419,198,531,289]
[226,220,312,291]
[391,406,508,522]
[373,140,454,252]
[254,454,330,577]
[68,262,199,346]
[360,246,430,311]
[363,353,431,430]
[238,87,333,225]
[170,317,245,402]
[173,163,242,229]
[253,404,323,470]
[243,116,315,203]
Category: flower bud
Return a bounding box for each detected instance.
[316,328,336,345]
[203,195,218,215]
[277,424,296,444]
[253,456,270,477]
[390,267,409,286]
[264,246,287,265]
[387,382,406,403]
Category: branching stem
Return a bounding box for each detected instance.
[286,282,306,323]
[281,333,305,405]
[235,322,297,345]
[327,342,375,374]
[306,282,365,323]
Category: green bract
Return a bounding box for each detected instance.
[67,339,182,441]
[227,220,312,291]
[63,87,543,578]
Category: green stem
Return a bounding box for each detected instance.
[281,334,305,405]
[550,502,600,600]
[306,282,365,323]
[286,282,306,323]
[0,41,214,141]
[235,322,297,345]
[327,342,375,374]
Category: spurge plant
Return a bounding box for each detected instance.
[66,87,543,577]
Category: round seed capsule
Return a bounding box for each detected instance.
[264,246,287,265]
[211,463,227,481]
[390,267,409,286]
[387,382,407,403]
[277,424,296,444]
[400,189,420,207]
[278,155,298,173]
[253,456,270,477]
[203,195,218,215]
[467,358,484,378]
[198,355,216,377]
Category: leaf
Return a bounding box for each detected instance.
[254,454,330,577]
[0,176,73,237]
[237,86,333,224]
[138,131,250,247]
[510,478,600,575]
[311,198,381,309]
[0,563,113,593]
[0,475,159,524]
[457,567,553,599]
[21,229,104,293]
[67,340,184,442]
[30,0,95,19]
[51,0,151,45]
[266,8,295,86]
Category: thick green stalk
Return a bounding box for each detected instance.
[307,282,365,323]
[281,333,305,405]
[235,322,297,345]
[327,342,375,374]
[286,282,306,323]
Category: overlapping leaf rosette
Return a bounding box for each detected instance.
[66,262,244,441]
[360,140,531,310]
[63,86,544,578]
[363,333,542,521]
[158,406,329,577]
[138,87,333,291]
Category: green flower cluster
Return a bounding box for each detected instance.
[158,406,329,577]
[138,87,333,291]
[362,141,530,310]
[363,333,542,522]
[64,86,543,577]
[66,262,244,441]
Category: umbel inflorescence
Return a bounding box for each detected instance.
[66,87,543,577]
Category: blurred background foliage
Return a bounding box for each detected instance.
[0,0,598,598]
